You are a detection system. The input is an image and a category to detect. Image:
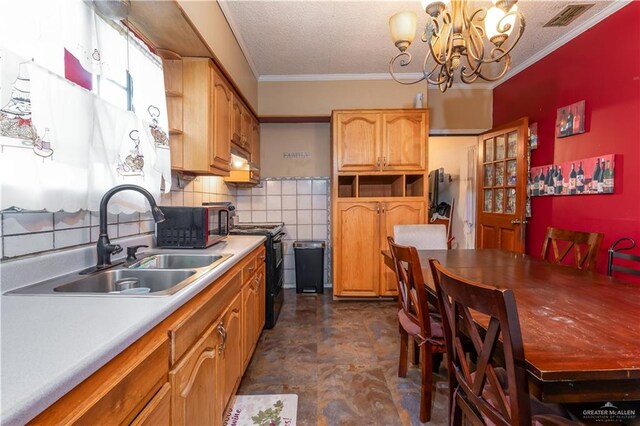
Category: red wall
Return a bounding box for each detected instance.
[493,2,640,274]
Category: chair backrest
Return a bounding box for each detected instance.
[540,227,604,271]
[607,238,640,277]
[394,224,448,250]
[387,237,433,339]
[429,259,531,426]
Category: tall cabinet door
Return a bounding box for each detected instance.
[211,68,232,174]
[170,325,219,426]
[382,112,427,171]
[335,113,381,172]
[379,201,426,296]
[334,202,381,296]
[477,118,529,253]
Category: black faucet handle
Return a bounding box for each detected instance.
[126,245,148,261]
[110,244,123,255]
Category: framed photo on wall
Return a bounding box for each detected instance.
[556,100,586,138]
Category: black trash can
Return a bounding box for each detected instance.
[293,241,325,293]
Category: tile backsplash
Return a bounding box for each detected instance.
[235,177,332,289]
[0,174,236,261]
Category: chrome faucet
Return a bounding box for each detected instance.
[95,184,165,270]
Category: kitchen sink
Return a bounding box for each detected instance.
[54,269,197,295]
[128,253,232,270]
[6,252,234,297]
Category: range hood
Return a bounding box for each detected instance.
[224,151,259,185]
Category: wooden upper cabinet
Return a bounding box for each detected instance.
[231,95,243,146]
[251,118,260,174]
[181,58,230,175]
[211,68,232,174]
[334,110,427,172]
[241,107,252,152]
[382,112,427,171]
[335,112,381,172]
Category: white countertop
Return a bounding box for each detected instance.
[0,235,265,426]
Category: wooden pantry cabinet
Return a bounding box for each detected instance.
[31,245,266,425]
[331,109,429,298]
[334,110,427,172]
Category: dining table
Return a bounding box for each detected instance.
[381,248,640,404]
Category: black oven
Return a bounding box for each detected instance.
[230,222,285,329]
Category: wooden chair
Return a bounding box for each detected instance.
[429,259,578,426]
[387,236,447,423]
[607,237,640,278]
[540,227,604,271]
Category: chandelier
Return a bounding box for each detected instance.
[388,0,525,92]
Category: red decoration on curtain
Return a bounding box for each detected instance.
[64,49,92,91]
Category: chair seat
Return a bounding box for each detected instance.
[398,309,444,342]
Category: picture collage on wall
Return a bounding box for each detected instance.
[529,154,615,196]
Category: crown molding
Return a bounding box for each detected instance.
[493,0,633,89]
[258,73,493,89]
[430,128,489,136]
[217,0,260,80]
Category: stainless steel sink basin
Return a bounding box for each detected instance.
[128,253,232,270]
[54,269,197,295]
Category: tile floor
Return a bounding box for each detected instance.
[237,289,449,425]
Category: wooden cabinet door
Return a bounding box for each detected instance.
[211,68,232,174]
[217,293,243,417]
[477,118,529,253]
[251,118,260,177]
[379,201,426,296]
[241,280,257,369]
[334,202,381,296]
[231,96,242,146]
[335,113,381,172]
[170,324,218,426]
[255,265,266,335]
[131,383,171,426]
[182,58,213,174]
[382,111,427,171]
[241,106,252,152]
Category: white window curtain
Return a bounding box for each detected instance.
[0,0,171,214]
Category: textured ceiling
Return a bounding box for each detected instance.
[219,0,625,80]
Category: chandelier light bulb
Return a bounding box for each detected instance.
[389,11,417,52]
[485,5,517,46]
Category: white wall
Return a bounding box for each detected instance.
[428,136,478,249]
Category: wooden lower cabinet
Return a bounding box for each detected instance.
[333,200,426,297]
[242,264,266,368]
[32,246,267,426]
[170,323,220,426]
[132,383,171,426]
[217,293,243,419]
[378,201,426,296]
[334,201,382,297]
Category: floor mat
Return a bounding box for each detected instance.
[224,394,298,426]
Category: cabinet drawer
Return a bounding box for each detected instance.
[169,270,241,365]
[30,335,169,425]
[130,383,171,426]
[242,255,257,282]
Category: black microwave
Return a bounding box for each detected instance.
[156,206,229,248]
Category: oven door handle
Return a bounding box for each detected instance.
[272,232,286,243]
